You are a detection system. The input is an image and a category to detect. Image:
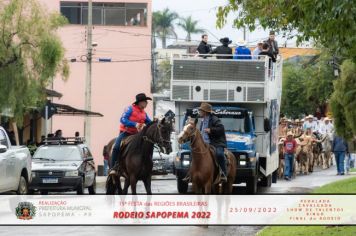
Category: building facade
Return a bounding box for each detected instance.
[39,0,153,166]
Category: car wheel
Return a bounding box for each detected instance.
[17,176,28,195]
[246,176,258,194]
[88,176,96,195]
[40,190,48,195]
[177,177,188,194]
[77,177,85,195]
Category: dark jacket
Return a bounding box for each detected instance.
[332,136,349,152]
[265,39,279,57]
[210,45,233,59]
[197,41,212,55]
[200,114,227,148]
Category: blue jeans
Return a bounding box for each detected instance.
[334,152,345,174]
[103,159,108,176]
[216,146,226,175]
[284,153,294,178]
[111,132,130,167]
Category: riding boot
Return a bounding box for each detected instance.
[218,156,227,182]
[110,147,120,174]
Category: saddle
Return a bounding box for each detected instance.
[207,145,231,185]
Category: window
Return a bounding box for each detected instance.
[0,130,9,148]
[60,2,147,26]
[33,146,82,161]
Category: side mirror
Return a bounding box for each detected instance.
[264,118,271,132]
[84,157,94,162]
[0,144,8,153]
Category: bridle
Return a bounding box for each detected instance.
[142,121,172,149]
[180,124,209,155]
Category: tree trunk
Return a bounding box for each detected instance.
[162,36,167,49]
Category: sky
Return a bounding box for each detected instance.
[152,0,310,48]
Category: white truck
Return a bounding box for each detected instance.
[171,54,283,193]
[0,126,32,194]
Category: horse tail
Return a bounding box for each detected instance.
[105,173,122,195]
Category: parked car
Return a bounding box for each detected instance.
[152,134,178,175]
[0,126,32,194]
[29,138,96,194]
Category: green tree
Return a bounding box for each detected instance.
[281,54,335,119]
[216,0,356,62]
[330,60,356,139]
[0,0,69,123]
[152,8,179,48]
[154,59,171,93]
[281,63,311,118]
[177,16,205,42]
[215,0,356,138]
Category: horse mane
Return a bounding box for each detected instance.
[127,121,158,152]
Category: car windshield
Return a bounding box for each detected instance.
[33,146,82,161]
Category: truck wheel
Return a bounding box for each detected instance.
[88,176,96,195]
[259,174,272,187]
[177,177,188,194]
[77,178,85,195]
[272,169,278,183]
[17,176,28,195]
[246,176,258,194]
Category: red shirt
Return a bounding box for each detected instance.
[284,139,297,154]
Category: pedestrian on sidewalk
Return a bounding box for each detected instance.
[332,135,348,175]
[103,145,109,176]
[283,132,297,180]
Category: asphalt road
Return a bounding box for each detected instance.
[1,164,354,236]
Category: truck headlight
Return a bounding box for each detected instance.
[65,170,79,177]
[240,161,246,166]
[183,160,190,166]
[31,172,36,178]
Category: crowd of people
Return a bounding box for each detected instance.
[278,114,356,181]
[196,31,279,64]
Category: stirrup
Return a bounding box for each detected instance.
[182,174,191,182]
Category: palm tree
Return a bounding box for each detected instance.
[177,16,205,42]
[152,8,179,48]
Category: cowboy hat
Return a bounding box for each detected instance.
[198,102,213,113]
[134,93,152,104]
[220,37,232,45]
[324,117,332,121]
[287,131,293,136]
[269,30,276,35]
[306,115,314,119]
[237,39,247,47]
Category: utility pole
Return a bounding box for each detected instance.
[243,26,246,41]
[84,0,92,146]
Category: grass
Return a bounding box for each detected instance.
[350,168,356,173]
[257,177,356,236]
[258,226,356,236]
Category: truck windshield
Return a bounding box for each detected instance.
[220,117,250,133]
[184,109,251,134]
[33,146,82,161]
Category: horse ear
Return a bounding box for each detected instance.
[194,118,198,126]
[161,117,166,124]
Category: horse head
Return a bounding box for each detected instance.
[178,117,198,144]
[145,115,174,155]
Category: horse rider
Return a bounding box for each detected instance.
[319,117,334,137]
[110,93,152,173]
[303,115,317,133]
[198,102,228,182]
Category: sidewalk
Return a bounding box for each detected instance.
[96,174,176,188]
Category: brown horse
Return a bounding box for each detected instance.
[106,117,174,195]
[177,118,236,194]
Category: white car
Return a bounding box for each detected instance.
[0,126,32,194]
